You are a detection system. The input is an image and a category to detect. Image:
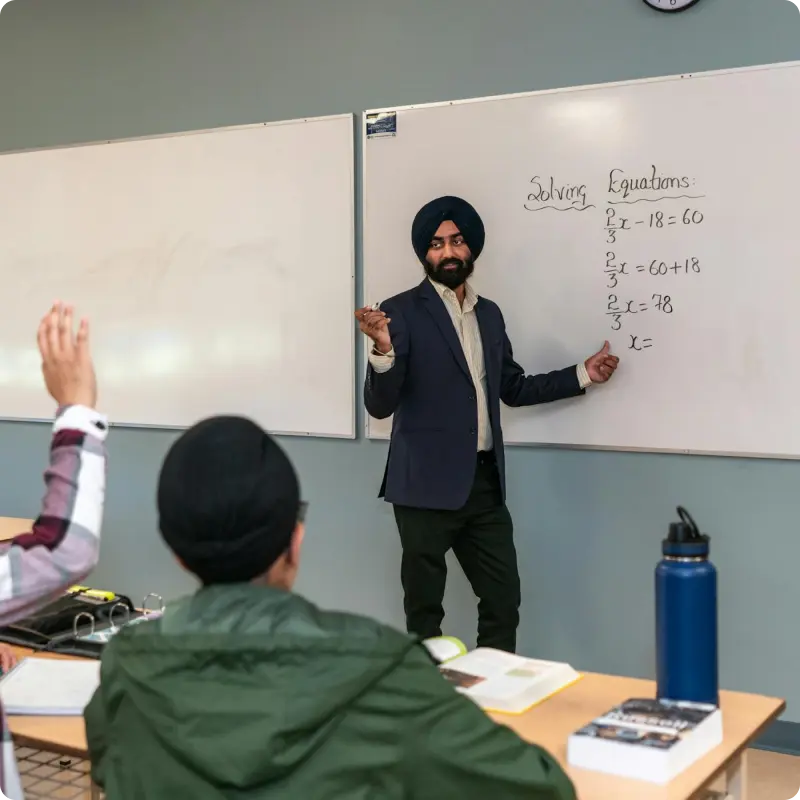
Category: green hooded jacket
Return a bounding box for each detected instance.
[84,584,576,800]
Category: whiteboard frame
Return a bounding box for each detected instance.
[361,59,800,460]
[0,113,357,439]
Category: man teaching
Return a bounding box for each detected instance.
[357,195,619,653]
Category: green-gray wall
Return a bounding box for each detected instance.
[1,0,799,731]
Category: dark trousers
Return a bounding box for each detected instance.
[392,453,521,653]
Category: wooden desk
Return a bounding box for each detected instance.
[0,517,33,542]
[494,672,785,800]
[2,649,785,800]
[5,648,98,798]
[5,648,89,757]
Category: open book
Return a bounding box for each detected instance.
[424,638,581,715]
[567,697,723,784]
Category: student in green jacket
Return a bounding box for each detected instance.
[84,416,576,800]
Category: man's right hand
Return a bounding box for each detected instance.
[38,301,97,409]
[355,306,392,355]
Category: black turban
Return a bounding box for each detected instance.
[411,196,485,264]
[157,416,301,585]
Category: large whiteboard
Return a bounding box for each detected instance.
[363,62,800,459]
[0,114,355,437]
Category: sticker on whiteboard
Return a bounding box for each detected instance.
[366,112,397,139]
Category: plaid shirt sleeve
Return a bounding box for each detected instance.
[0,404,108,627]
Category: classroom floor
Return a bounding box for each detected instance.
[747,749,800,799]
[12,745,800,799]
[15,746,101,800]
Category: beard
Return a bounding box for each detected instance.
[424,255,475,290]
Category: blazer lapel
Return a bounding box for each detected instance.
[417,280,472,382]
[474,298,497,396]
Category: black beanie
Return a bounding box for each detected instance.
[411,196,485,264]
[157,416,301,585]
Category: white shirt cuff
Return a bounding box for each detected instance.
[369,347,395,374]
[577,362,592,390]
[54,405,109,441]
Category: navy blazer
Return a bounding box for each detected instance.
[365,280,585,511]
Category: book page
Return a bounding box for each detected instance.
[422,636,466,663]
[440,650,556,697]
[0,657,100,712]
[441,649,528,680]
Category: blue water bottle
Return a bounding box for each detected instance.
[655,506,719,706]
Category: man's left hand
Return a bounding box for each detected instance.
[585,341,619,384]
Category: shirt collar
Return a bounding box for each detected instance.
[428,277,479,312]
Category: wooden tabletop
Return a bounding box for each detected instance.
[3,650,785,798]
[5,648,89,757]
[493,672,785,800]
[0,517,33,542]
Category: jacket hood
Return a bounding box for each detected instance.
[99,584,419,789]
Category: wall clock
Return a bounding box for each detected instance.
[642,0,701,11]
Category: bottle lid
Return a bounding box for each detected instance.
[662,506,709,557]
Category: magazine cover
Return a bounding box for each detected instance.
[572,697,718,750]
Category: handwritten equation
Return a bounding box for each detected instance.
[524,164,707,353]
[605,208,704,243]
[606,256,701,288]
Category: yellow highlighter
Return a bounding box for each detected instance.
[68,585,116,602]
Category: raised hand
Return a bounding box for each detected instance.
[355,306,392,354]
[37,301,97,408]
[585,341,619,384]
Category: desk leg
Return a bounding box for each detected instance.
[725,751,747,800]
[704,752,747,800]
